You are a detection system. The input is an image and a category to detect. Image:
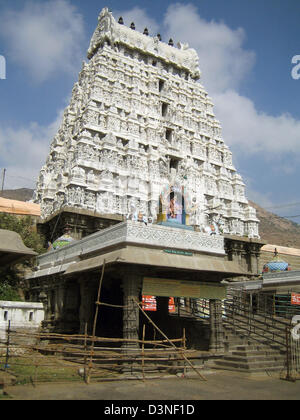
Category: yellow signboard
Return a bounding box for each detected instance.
[143,277,226,300]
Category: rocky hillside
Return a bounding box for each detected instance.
[249,201,300,248]
[1,189,300,249]
[1,188,34,202]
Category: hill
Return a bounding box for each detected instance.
[1,188,34,202]
[1,189,300,249]
[249,201,300,249]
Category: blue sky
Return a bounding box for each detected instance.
[0,0,300,223]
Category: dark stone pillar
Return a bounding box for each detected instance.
[209,299,224,353]
[155,296,169,330]
[121,271,142,354]
[38,290,49,320]
[156,296,169,316]
[79,279,97,335]
[249,244,260,274]
[53,285,60,320]
[63,282,80,333]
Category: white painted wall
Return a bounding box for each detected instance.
[0,300,44,341]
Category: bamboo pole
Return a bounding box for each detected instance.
[95,301,128,309]
[84,322,88,383]
[142,324,145,381]
[133,297,207,381]
[183,328,186,377]
[5,320,11,370]
[86,260,106,384]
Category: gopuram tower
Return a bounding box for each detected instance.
[34,7,259,241]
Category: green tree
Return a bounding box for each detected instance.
[0,213,46,301]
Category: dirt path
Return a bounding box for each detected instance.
[3,371,300,401]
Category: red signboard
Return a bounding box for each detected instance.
[169,297,175,313]
[142,295,156,311]
[142,296,175,313]
[291,293,300,305]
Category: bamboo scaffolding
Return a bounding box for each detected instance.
[95,301,129,309]
[133,297,207,381]
[1,270,212,384]
[1,331,205,384]
[7,334,183,346]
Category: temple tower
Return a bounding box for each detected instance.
[34,7,259,239]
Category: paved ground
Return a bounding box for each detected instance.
[3,370,300,401]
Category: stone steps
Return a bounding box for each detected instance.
[213,359,285,373]
[224,331,285,346]
[232,348,284,356]
[208,312,288,373]
[178,303,288,374]
[222,353,285,364]
[213,343,285,373]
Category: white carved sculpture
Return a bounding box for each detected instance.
[34,7,259,238]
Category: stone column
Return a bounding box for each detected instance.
[79,279,97,335]
[156,296,169,330]
[38,291,49,321]
[121,271,142,354]
[53,285,60,320]
[249,244,260,274]
[156,296,169,314]
[63,282,80,332]
[59,284,68,331]
[209,299,224,353]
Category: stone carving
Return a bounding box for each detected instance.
[34,7,259,239]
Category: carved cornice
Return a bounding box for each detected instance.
[87,8,201,80]
[27,221,226,279]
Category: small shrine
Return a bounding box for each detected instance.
[263,248,291,273]
[48,226,77,251]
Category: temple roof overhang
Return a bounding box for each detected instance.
[62,246,246,278]
[0,197,40,217]
[27,221,247,280]
[227,270,300,293]
[0,229,37,267]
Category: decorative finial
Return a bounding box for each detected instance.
[118,17,124,25]
[168,38,174,46]
[130,22,135,30]
[143,27,149,36]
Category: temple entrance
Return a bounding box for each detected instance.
[93,279,123,343]
[139,277,226,350]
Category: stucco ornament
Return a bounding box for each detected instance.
[34,7,259,239]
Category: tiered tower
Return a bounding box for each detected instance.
[34,7,259,239]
